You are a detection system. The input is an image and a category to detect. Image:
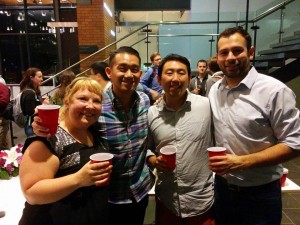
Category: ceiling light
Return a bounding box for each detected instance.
[104,2,113,17]
[110,30,115,37]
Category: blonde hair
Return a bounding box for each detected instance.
[59,76,103,120]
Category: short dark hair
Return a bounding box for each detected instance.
[158,54,191,77]
[218,26,252,51]
[197,59,207,67]
[109,46,141,67]
[90,61,109,81]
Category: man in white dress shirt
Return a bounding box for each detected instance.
[208,26,300,225]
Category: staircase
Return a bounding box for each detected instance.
[253,29,300,82]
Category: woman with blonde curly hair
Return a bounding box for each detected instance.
[19,76,112,225]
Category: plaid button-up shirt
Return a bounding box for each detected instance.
[97,86,153,203]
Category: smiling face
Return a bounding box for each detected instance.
[66,88,102,129]
[158,60,189,101]
[217,32,254,86]
[105,52,142,97]
[30,71,43,88]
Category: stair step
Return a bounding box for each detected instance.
[270,39,300,48]
[254,60,285,68]
[254,53,285,61]
[294,30,300,35]
[258,44,300,55]
[282,34,300,42]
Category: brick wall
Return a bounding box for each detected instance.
[77,0,115,72]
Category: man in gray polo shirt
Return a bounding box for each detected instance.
[147,54,214,225]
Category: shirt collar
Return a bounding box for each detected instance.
[157,90,191,112]
[218,66,257,91]
[106,85,140,111]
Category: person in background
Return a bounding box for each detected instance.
[51,70,76,106]
[140,52,163,104]
[32,46,154,225]
[205,56,224,96]
[0,75,10,150]
[19,77,112,225]
[20,67,49,137]
[208,26,300,225]
[89,61,111,92]
[147,54,215,225]
[189,59,210,96]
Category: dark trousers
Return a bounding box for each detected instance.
[214,175,282,225]
[108,195,148,225]
[156,197,215,225]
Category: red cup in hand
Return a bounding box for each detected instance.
[160,145,177,170]
[37,105,60,135]
[207,147,226,157]
[280,168,289,187]
[90,153,114,186]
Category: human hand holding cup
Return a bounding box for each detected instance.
[42,96,50,104]
[90,153,114,186]
[160,145,177,171]
[36,105,60,135]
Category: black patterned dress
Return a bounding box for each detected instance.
[19,126,109,225]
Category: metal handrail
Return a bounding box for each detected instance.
[41,23,150,86]
[252,0,294,23]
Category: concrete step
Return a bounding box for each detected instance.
[254,60,285,68]
[254,53,285,61]
[258,44,300,55]
[282,34,300,42]
[270,39,300,48]
[294,30,300,35]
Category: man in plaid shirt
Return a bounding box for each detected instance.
[98,46,153,225]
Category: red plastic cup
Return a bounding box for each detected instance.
[37,105,60,135]
[89,153,114,185]
[207,147,226,157]
[160,145,177,170]
[280,168,289,187]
